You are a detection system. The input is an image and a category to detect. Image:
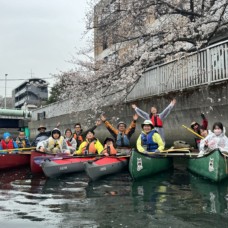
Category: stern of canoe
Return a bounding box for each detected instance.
[129,150,173,180]
[187,149,228,182]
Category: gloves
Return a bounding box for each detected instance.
[201,113,206,119]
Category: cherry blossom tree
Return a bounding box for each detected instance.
[53,0,228,113]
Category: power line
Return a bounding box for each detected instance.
[0,77,54,81]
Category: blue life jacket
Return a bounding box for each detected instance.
[141,130,158,152]
[116,132,130,147]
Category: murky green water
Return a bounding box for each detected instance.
[0,163,228,228]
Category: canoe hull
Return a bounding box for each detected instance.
[129,150,173,180]
[30,150,48,174]
[85,157,128,181]
[187,149,228,182]
[42,157,96,178]
[0,153,30,170]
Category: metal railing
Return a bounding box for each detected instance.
[126,40,228,101]
[31,39,228,120]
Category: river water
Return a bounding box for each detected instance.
[0,161,228,228]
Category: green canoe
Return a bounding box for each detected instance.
[129,150,173,180]
[187,149,228,182]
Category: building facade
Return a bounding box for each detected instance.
[12,78,48,109]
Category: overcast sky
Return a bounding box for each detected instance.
[0,0,89,97]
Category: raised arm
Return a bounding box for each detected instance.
[126,114,138,138]
[132,104,150,120]
[100,114,118,138]
[159,99,176,120]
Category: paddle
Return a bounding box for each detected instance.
[0,147,36,154]
[182,125,204,139]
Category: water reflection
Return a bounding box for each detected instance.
[0,167,228,227]
[189,174,228,214]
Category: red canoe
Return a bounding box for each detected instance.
[0,153,30,170]
[30,150,50,174]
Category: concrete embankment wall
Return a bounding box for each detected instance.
[28,82,228,147]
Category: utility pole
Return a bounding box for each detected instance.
[4,74,8,109]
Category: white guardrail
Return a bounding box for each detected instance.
[32,40,228,120]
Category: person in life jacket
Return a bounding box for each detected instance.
[137,120,164,153]
[64,128,77,154]
[36,128,70,154]
[74,130,103,155]
[190,113,208,149]
[102,137,117,156]
[31,122,60,146]
[72,120,102,149]
[132,99,176,143]
[0,132,18,151]
[100,113,138,148]
[198,122,228,157]
[15,131,31,148]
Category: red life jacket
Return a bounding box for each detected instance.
[1,139,15,149]
[151,115,163,127]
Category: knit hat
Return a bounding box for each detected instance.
[51,128,61,138]
[141,120,154,129]
[3,132,11,140]
[117,121,127,128]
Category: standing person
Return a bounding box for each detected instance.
[132,99,176,143]
[15,131,31,148]
[73,120,102,149]
[36,128,70,154]
[136,120,164,153]
[198,122,228,157]
[64,128,77,154]
[31,122,60,146]
[100,113,138,148]
[0,132,18,150]
[74,130,103,155]
[190,113,208,149]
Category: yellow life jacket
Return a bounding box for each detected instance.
[48,136,64,150]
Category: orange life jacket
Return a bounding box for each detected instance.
[151,115,163,127]
[82,140,97,155]
[73,133,83,146]
[103,144,117,155]
[1,139,15,149]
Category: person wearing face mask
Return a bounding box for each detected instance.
[198,122,228,157]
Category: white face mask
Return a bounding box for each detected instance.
[214,129,222,136]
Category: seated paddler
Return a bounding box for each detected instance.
[0,132,18,151]
[102,137,117,156]
[74,130,104,156]
[36,128,70,154]
[136,120,164,153]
